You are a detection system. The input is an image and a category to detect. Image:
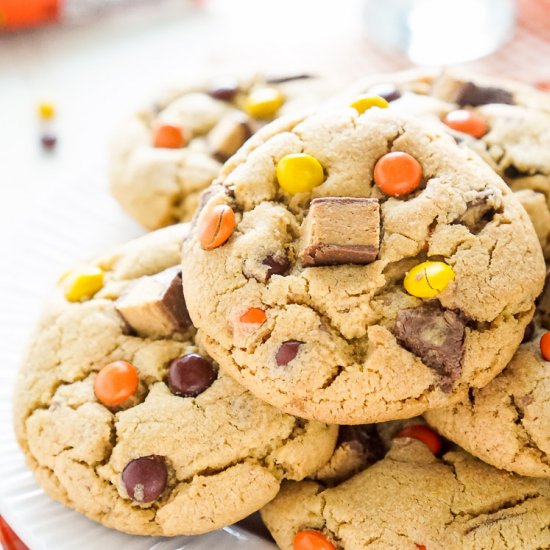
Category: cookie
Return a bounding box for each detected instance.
[425,323,550,478]
[261,436,550,550]
[181,107,545,424]
[110,74,333,229]
[345,69,550,256]
[14,224,338,536]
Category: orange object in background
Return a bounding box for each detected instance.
[0,0,60,30]
[0,517,29,550]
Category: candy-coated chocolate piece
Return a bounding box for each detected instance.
[37,101,55,120]
[276,341,302,366]
[540,332,550,361]
[63,266,104,302]
[374,151,423,197]
[240,307,266,324]
[404,261,455,299]
[41,133,57,150]
[293,530,336,550]
[198,203,236,250]
[443,109,488,138]
[244,87,284,119]
[350,94,389,114]
[395,425,442,455]
[94,361,139,406]
[122,456,167,503]
[115,266,192,338]
[367,83,401,102]
[208,82,239,101]
[153,124,186,149]
[301,197,380,267]
[167,353,217,397]
[276,153,324,195]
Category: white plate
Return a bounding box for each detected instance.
[0,175,276,550]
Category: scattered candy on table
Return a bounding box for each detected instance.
[443,109,488,138]
[374,151,423,196]
[276,153,325,194]
[404,261,455,299]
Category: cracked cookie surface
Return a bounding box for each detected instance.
[425,325,550,478]
[14,224,337,536]
[344,68,550,257]
[181,108,545,424]
[261,438,550,550]
[110,74,333,229]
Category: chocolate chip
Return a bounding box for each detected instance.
[122,456,167,503]
[263,255,290,279]
[300,197,380,267]
[266,73,314,84]
[503,165,525,179]
[208,82,239,101]
[275,341,302,366]
[522,321,536,343]
[338,425,386,464]
[367,83,401,102]
[167,353,217,397]
[456,81,514,107]
[394,303,466,391]
[115,267,192,338]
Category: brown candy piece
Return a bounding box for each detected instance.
[367,83,401,103]
[275,340,302,366]
[208,82,239,101]
[208,113,253,162]
[455,81,514,107]
[167,353,217,397]
[115,266,192,338]
[122,455,167,503]
[301,197,380,267]
[394,303,466,391]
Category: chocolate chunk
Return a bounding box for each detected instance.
[115,266,192,338]
[122,456,167,503]
[522,321,536,343]
[456,81,514,107]
[338,425,386,465]
[167,353,216,397]
[301,197,380,267]
[394,303,466,391]
[265,74,314,84]
[367,83,401,103]
[455,188,501,234]
[275,341,302,366]
[537,277,550,330]
[208,113,253,162]
[208,82,239,101]
[263,255,290,279]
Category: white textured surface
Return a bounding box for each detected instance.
[0,177,276,549]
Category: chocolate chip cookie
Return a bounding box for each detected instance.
[425,322,550,478]
[345,68,550,257]
[181,107,545,424]
[14,224,338,536]
[261,436,550,550]
[110,74,332,229]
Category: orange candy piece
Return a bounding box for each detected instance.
[153,124,186,148]
[198,204,236,250]
[240,307,266,324]
[294,530,336,550]
[373,151,422,197]
[540,331,550,361]
[94,361,139,406]
[443,109,488,138]
[395,425,442,455]
[416,546,427,550]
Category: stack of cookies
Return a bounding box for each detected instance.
[14,70,550,550]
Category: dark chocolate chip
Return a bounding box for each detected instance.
[122,456,167,503]
[394,303,466,392]
[503,165,525,179]
[265,74,314,84]
[456,81,514,107]
[208,82,239,101]
[41,133,57,150]
[522,321,536,343]
[275,340,302,366]
[367,83,402,103]
[263,255,290,279]
[167,353,217,397]
[338,425,386,464]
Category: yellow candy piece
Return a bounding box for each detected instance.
[404,261,455,298]
[38,101,55,120]
[244,87,284,119]
[63,267,104,302]
[350,95,389,114]
[276,153,325,195]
